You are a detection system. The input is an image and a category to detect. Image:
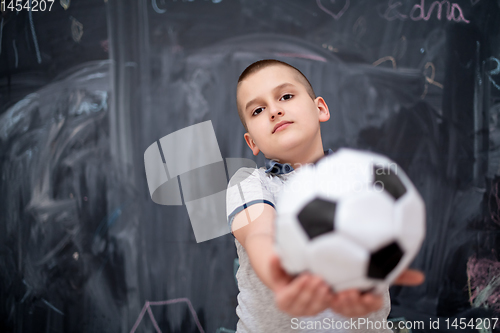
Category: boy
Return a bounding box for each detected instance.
[226,59,423,332]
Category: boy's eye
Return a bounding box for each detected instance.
[280,94,293,101]
[252,107,264,116]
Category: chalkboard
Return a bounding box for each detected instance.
[1,0,500,332]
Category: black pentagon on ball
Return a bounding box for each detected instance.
[373,165,407,200]
[367,241,403,279]
[297,198,337,239]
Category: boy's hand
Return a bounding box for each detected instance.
[269,255,333,317]
[329,268,425,318]
[270,253,425,318]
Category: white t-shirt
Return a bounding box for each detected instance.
[226,167,392,333]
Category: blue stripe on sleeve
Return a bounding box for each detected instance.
[227,200,275,237]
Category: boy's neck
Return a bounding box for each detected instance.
[266,140,326,171]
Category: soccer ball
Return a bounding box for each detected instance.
[274,148,425,293]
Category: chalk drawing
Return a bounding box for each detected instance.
[421,62,443,99]
[130,298,205,333]
[0,17,3,55]
[152,0,167,14]
[13,40,18,68]
[485,57,500,90]
[28,0,42,64]
[322,43,339,52]
[42,298,64,316]
[467,255,500,312]
[488,178,500,226]
[352,16,366,39]
[70,16,83,43]
[274,52,327,62]
[60,0,70,10]
[100,39,109,53]
[392,35,407,60]
[373,56,397,69]
[316,0,350,20]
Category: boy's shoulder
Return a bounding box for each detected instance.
[228,166,268,188]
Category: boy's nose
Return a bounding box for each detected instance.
[269,106,284,119]
[271,111,283,119]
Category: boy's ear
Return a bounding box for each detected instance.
[315,96,330,123]
[244,133,260,156]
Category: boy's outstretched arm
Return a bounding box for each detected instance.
[232,203,425,318]
[232,203,333,316]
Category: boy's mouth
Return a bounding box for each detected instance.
[273,121,293,133]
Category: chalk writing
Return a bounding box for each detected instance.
[382,0,407,21]
[382,0,470,23]
[410,0,470,22]
[130,298,205,333]
[316,0,350,20]
[485,57,500,90]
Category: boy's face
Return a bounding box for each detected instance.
[237,65,329,161]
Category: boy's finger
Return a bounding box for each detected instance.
[270,255,293,289]
[330,290,361,317]
[275,274,310,311]
[307,282,332,315]
[290,276,324,315]
[360,293,384,312]
[393,269,425,285]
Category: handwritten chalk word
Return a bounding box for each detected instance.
[130,298,205,333]
[383,0,470,23]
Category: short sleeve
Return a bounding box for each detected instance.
[226,167,276,235]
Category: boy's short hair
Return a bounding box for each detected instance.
[236,59,317,132]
